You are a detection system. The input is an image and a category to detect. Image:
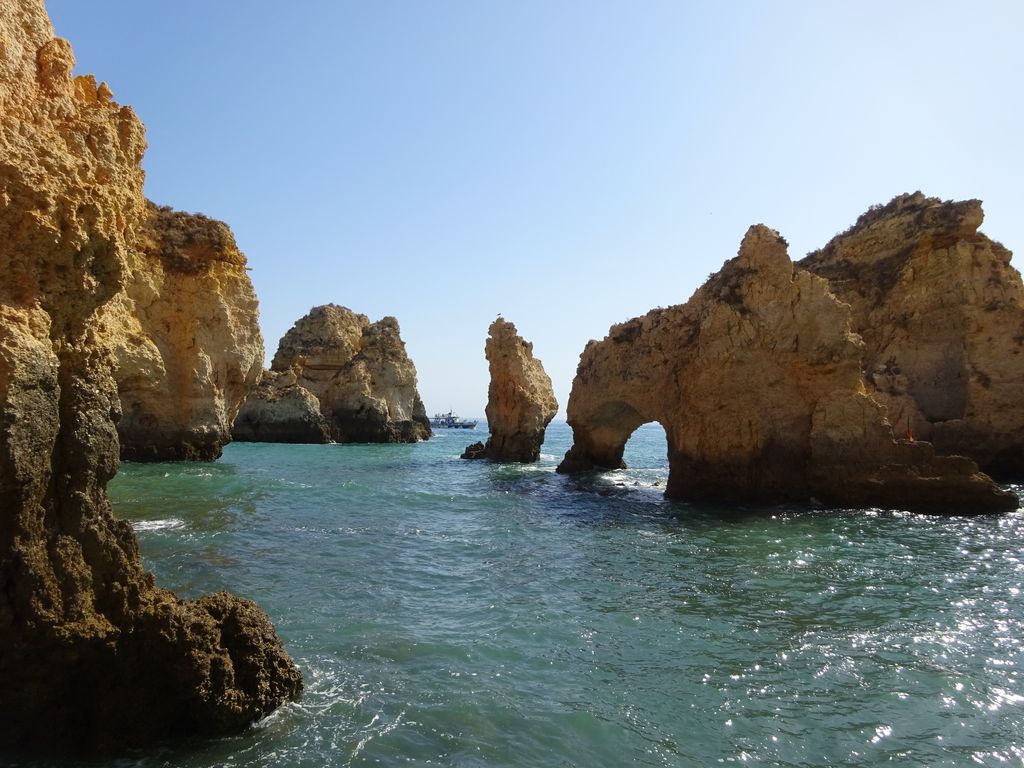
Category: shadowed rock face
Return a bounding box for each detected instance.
[799,193,1024,479]
[557,225,1016,515]
[0,1,301,754]
[462,318,557,462]
[234,304,430,444]
[110,201,264,462]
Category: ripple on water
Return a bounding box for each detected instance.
[25,427,1021,767]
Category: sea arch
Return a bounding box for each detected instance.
[555,224,1017,513]
[557,398,664,472]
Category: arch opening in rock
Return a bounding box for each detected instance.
[622,420,669,470]
[557,400,652,474]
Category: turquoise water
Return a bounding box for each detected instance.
[18,423,1024,766]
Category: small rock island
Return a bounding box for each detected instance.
[234,304,431,444]
[462,317,558,462]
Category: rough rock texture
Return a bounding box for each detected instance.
[461,440,486,459]
[234,304,430,443]
[0,2,301,754]
[799,193,1024,479]
[232,368,331,443]
[557,225,1016,514]
[108,201,264,461]
[462,318,557,462]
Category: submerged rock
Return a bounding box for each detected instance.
[799,193,1024,479]
[109,201,264,461]
[461,440,487,459]
[557,225,1016,514]
[0,1,301,753]
[463,318,558,462]
[234,304,430,443]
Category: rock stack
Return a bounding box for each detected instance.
[234,304,430,443]
[463,318,558,462]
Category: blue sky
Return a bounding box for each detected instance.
[47,1,1024,419]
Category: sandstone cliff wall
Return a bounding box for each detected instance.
[0,2,300,752]
[234,304,430,443]
[462,318,557,462]
[108,201,264,461]
[799,193,1024,479]
[557,225,1016,514]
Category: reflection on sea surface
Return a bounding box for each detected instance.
[13,423,1019,767]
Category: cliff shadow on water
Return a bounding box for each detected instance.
[466,421,711,526]
[533,422,1021,524]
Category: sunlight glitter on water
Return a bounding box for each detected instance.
[12,423,1021,767]
[130,518,186,532]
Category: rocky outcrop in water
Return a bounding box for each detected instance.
[557,225,1016,514]
[232,368,331,443]
[799,193,1024,479]
[108,201,263,461]
[0,1,301,753]
[462,318,557,462]
[234,304,430,443]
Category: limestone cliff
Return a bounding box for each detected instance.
[108,201,263,461]
[799,193,1024,479]
[462,318,557,462]
[234,304,430,443]
[0,1,301,753]
[557,225,1016,514]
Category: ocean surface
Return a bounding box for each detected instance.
[16,422,1024,767]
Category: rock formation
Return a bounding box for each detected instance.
[557,225,1016,514]
[0,1,301,753]
[462,318,557,462]
[799,193,1024,479]
[108,201,264,461]
[232,368,331,443]
[233,304,430,443]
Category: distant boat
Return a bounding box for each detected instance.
[430,411,477,429]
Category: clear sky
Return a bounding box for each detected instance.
[46,1,1024,420]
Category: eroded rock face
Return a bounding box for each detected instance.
[0,2,301,753]
[109,201,264,461]
[234,304,430,443]
[233,368,331,443]
[462,318,557,462]
[799,193,1024,479]
[557,225,1016,514]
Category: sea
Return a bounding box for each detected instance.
[14,422,1024,767]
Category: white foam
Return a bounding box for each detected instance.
[131,517,186,532]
